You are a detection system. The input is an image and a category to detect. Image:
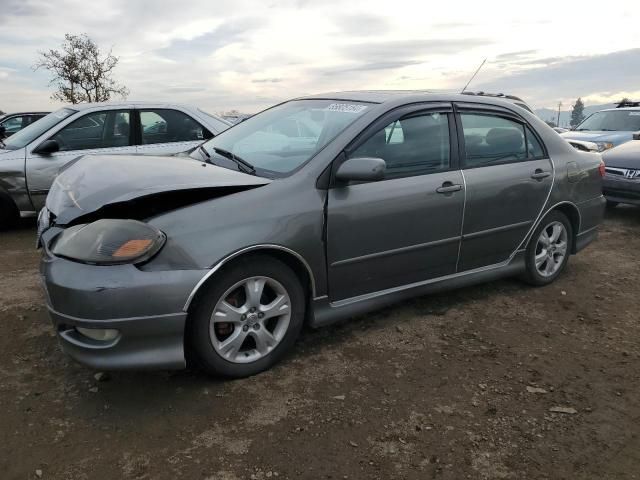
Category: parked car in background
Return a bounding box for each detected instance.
[602,135,640,207]
[0,111,49,139]
[564,138,599,152]
[38,91,605,377]
[0,102,231,227]
[553,127,569,134]
[562,102,640,152]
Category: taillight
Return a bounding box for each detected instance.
[598,160,606,177]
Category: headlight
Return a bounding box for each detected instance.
[51,219,166,265]
[595,142,614,152]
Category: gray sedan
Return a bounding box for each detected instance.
[39,91,606,378]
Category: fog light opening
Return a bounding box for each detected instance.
[76,327,119,342]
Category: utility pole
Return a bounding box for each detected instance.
[557,101,563,127]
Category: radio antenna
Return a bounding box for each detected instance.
[460,58,487,93]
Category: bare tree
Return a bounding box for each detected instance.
[33,33,129,104]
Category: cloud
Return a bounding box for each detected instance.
[155,18,259,60]
[495,49,538,61]
[251,78,284,83]
[341,38,490,63]
[332,13,390,36]
[0,0,638,114]
[477,48,640,106]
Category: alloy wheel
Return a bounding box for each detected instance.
[534,221,568,277]
[209,276,291,363]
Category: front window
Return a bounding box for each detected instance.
[52,110,130,151]
[350,112,451,179]
[3,108,75,150]
[576,110,640,131]
[198,99,372,176]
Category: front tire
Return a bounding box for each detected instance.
[188,255,306,378]
[523,211,573,286]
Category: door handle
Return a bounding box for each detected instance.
[436,182,463,194]
[531,169,551,180]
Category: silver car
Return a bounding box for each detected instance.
[39,91,606,378]
[0,102,230,227]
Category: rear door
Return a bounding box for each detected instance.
[455,105,553,270]
[135,108,213,156]
[25,109,134,210]
[326,104,465,301]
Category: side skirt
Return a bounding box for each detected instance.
[309,253,526,328]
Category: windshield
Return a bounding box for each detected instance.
[576,110,640,132]
[197,99,372,176]
[198,109,233,130]
[3,108,75,150]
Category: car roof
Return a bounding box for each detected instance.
[296,90,528,109]
[2,111,50,116]
[597,107,640,113]
[64,101,203,111]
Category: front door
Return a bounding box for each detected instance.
[25,109,133,210]
[326,109,465,301]
[455,108,554,270]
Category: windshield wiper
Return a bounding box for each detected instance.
[198,144,211,160]
[213,147,256,175]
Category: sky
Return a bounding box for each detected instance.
[1,0,639,114]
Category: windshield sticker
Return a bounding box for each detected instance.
[325,103,368,114]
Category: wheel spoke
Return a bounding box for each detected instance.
[540,229,551,246]
[260,294,290,320]
[212,301,245,324]
[535,250,548,268]
[252,328,278,355]
[217,329,247,359]
[549,224,563,243]
[244,278,266,307]
[545,257,556,275]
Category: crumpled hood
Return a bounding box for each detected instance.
[602,140,640,168]
[561,131,634,147]
[46,154,271,224]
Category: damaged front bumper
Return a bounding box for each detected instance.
[40,246,207,370]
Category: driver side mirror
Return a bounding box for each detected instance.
[33,139,60,155]
[633,132,640,141]
[335,157,386,183]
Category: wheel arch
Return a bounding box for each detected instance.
[183,245,316,314]
[526,201,581,254]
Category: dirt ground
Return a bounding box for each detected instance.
[1,208,639,480]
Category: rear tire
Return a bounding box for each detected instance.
[187,255,306,378]
[0,195,19,231]
[522,211,573,286]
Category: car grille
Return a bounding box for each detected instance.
[605,167,640,179]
